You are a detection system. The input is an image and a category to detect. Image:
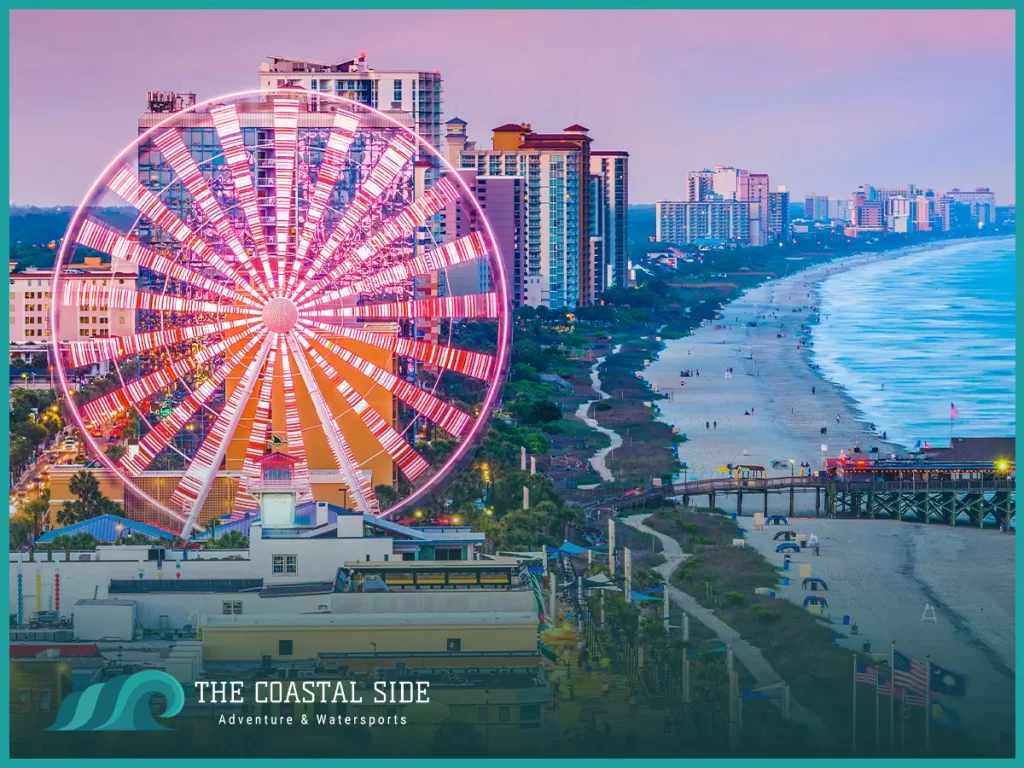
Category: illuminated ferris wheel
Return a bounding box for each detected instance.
[51,88,511,538]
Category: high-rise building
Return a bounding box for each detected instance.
[804,195,830,221]
[746,173,770,246]
[829,198,851,222]
[588,173,607,300]
[456,122,592,310]
[687,170,715,202]
[945,187,997,225]
[844,187,886,237]
[440,168,524,305]
[258,53,443,155]
[590,151,629,291]
[713,165,749,201]
[767,187,791,243]
[655,200,750,244]
[9,257,138,371]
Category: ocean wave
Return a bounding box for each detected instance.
[811,239,1016,447]
[47,670,185,731]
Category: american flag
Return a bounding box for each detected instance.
[903,689,927,707]
[950,402,960,420]
[894,649,928,695]
[855,663,878,685]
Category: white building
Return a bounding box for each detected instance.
[9,257,138,368]
[258,53,443,152]
[656,200,750,244]
[590,151,629,290]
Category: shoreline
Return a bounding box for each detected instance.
[641,237,1009,484]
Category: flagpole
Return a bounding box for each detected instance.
[924,654,931,751]
[875,673,880,752]
[889,641,896,751]
[851,654,858,753]
[900,689,906,754]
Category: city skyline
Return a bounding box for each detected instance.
[10,9,1015,207]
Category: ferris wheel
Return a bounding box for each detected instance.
[51,89,511,538]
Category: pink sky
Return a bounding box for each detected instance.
[9,9,1016,205]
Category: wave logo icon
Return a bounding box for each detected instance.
[47,670,185,731]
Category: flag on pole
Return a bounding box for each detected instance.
[929,661,967,696]
[855,662,878,685]
[930,699,961,728]
[893,649,928,695]
[903,689,927,707]
[950,402,959,420]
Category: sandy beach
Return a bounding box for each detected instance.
[638,242,1015,748]
[743,519,1015,745]
[645,246,959,487]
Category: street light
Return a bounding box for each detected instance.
[115,522,130,544]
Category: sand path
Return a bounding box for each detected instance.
[621,513,831,746]
[575,345,624,483]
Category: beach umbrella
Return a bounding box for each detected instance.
[716,466,731,474]
[820,444,828,452]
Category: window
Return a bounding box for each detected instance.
[446,638,461,652]
[222,601,242,615]
[498,705,511,723]
[272,554,298,575]
[278,640,293,656]
[17,691,30,712]
[39,690,51,712]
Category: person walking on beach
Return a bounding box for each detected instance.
[706,421,710,430]
[713,421,717,430]
[836,414,841,424]
[812,386,816,395]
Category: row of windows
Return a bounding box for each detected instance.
[272,554,298,575]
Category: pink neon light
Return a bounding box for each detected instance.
[74,217,250,306]
[51,88,512,532]
[293,329,430,480]
[295,177,461,307]
[288,110,361,294]
[298,325,473,438]
[237,344,278,507]
[147,133,263,294]
[273,97,300,293]
[310,293,499,322]
[294,132,417,291]
[211,104,274,291]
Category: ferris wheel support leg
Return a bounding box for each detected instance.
[286,332,376,515]
[178,337,273,540]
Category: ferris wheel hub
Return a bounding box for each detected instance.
[262,296,299,334]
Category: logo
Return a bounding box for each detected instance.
[47,670,185,732]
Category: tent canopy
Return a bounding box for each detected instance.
[775,542,800,552]
[766,515,789,525]
[773,530,797,540]
[803,595,828,608]
[802,577,829,590]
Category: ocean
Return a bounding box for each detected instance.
[811,237,1016,449]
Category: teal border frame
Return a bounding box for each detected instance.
[1,2,1018,764]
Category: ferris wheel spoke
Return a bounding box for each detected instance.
[293,330,430,481]
[171,335,274,538]
[236,344,278,509]
[297,325,473,438]
[210,103,273,291]
[308,293,499,323]
[295,132,417,290]
[118,332,267,477]
[60,280,257,317]
[300,321,496,381]
[64,317,257,369]
[286,332,379,515]
[73,217,254,306]
[145,134,265,296]
[311,231,489,307]
[293,176,460,306]
[287,110,361,295]
[108,168,262,302]
[277,336,310,487]
[272,96,300,294]
[79,328,251,430]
